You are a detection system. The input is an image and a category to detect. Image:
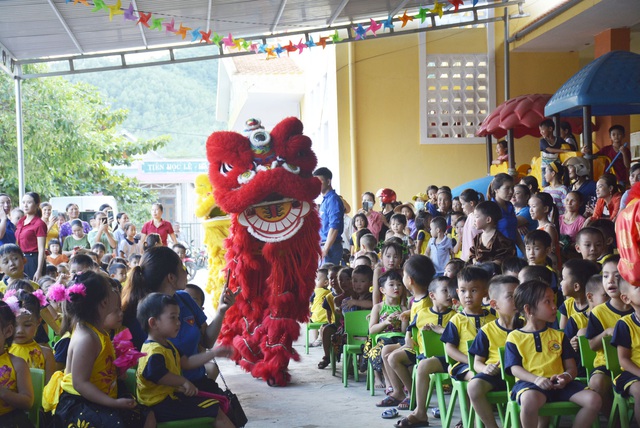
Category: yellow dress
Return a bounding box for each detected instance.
[0,352,18,416]
[9,340,45,369]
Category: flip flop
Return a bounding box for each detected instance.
[394,416,430,427]
[376,396,402,407]
[381,408,399,419]
[397,397,411,410]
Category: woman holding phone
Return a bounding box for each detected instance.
[359,191,387,240]
[87,211,117,252]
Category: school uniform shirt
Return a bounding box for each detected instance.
[505,327,575,380]
[559,297,588,321]
[15,216,47,253]
[469,319,517,367]
[0,352,18,415]
[9,341,45,370]
[611,313,640,375]
[585,301,633,368]
[564,311,589,340]
[137,340,182,406]
[416,230,430,255]
[310,287,335,323]
[441,310,497,373]
[408,305,455,356]
[428,236,453,274]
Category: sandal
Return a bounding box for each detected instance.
[397,397,411,410]
[317,357,330,369]
[381,408,399,419]
[376,396,402,407]
[394,416,430,427]
[385,386,394,396]
[454,421,463,428]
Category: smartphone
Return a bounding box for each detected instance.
[101,217,108,225]
[106,209,114,222]
[362,201,373,211]
[52,210,59,217]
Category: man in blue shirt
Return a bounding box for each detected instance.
[0,194,16,246]
[313,167,344,266]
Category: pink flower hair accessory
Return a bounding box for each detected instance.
[2,295,30,317]
[3,290,17,300]
[32,289,48,308]
[46,283,68,303]
[66,283,87,301]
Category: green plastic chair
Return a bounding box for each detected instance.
[366,331,404,396]
[158,417,216,427]
[466,340,507,428]
[578,335,596,383]
[498,347,590,428]
[603,336,635,428]
[125,368,137,397]
[342,310,371,387]
[28,368,44,427]
[408,328,451,421]
[305,321,324,354]
[443,340,473,428]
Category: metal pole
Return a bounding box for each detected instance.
[503,7,510,101]
[486,135,493,175]
[553,114,561,141]
[583,106,593,180]
[14,68,25,200]
[507,129,516,176]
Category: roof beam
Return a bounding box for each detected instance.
[46,0,84,54]
[270,0,288,33]
[206,0,213,32]
[130,0,148,48]
[0,41,18,77]
[327,0,350,26]
[390,0,412,18]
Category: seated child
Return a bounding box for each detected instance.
[185,284,206,309]
[390,213,415,255]
[574,227,606,263]
[136,293,235,427]
[0,243,37,294]
[128,254,142,268]
[491,140,508,165]
[611,277,640,426]
[367,270,408,389]
[468,275,521,428]
[443,259,465,279]
[518,265,559,302]
[355,234,378,260]
[505,280,601,427]
[502,256,528,278]
[425,216,453,276]
[7,290,54,382]
[585,255,632,418]
[566,274,609,353]
[352,255,372,268]
[46,239,68,266]
[469,201,516,265]
[558,259,600,330]
[0,300,33,426]
[309,268,335,347]
[590,219,616,262]
[524,230,552,268]
[109,263,127,288]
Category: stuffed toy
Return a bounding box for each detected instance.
[206,117,321,386]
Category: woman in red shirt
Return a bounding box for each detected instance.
[15,192,47,280]
[140,203,176,246]
[587,173,622,225]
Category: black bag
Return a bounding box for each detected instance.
[215,360,248,428]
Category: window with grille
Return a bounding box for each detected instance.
[421,54,489,144]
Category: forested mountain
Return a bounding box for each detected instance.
[63,57,226,158]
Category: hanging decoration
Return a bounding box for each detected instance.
[67,0,473,60]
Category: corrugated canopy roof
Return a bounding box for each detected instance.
[544,50,640,117]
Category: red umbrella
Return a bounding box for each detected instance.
[476,93,594,139]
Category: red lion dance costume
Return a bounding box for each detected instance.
[206,117,321,386]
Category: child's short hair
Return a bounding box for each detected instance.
[185,284,205,306]
[477,262,502,277]
[360,234,377,250]
[37,276,56,293]
[48,238,61,249]
[7,279,34,293]
[45,264,58,277]
[586,274,604,295]
[514,279,549,314]
[0,301,16,346]
[448,279,459,301]
[328,265,342,275]
[502,257,528,275]
[172,243,187,252]
[91,242,106,253]
[354,255,372,267]
[338,267,353,280]
[378,269,403,288]
[454,215,467,226]
[428,276,450,294]
[563,259,601,290]
[355,229,372,249]
[390,213,407,227]
[475,201,502,222]
[489,275,519,300]
[445,259,465,278]
[602,254,620,270]
[316,268,329,278]
[524,229,552,248]
[108,263,127,275]
[352,213,369,228]
[137,292,180,333]
[0,243,23,257]
[539,118,555,129]
[70,254,95,272]
[575,227,604,245]
[519,265,552,285]
[590,219,616,250]
[352,265,373,282]
[128,254,142,264]
[458,266,491,285]
[365,251,379,265]
[431,216,447,232]
[403,255,436,288]
[426,185,438,194]
[609,124,625,136]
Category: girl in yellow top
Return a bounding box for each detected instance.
[136,293,235,427]
[51,271,151,428]
[7,290,54,383]
[0,300,34,426]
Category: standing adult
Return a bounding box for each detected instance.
[140,203,176,247]
[313,167,345,265]
[15,192,47,280]
[564,156,597,216]
[40,202,61,247]
[377,188,397,241]
[121,246,236,390]
[359,192,387,240]
[88,211,117,253]
[0,193,16,246]
[58,203,91,242]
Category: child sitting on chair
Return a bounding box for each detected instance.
[309,268,335,347]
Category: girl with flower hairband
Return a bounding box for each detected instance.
[0,300,34,427]
[4,289,55,383]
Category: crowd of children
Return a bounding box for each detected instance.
[309,126,640,427]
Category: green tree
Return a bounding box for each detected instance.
[0,65,170,224]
